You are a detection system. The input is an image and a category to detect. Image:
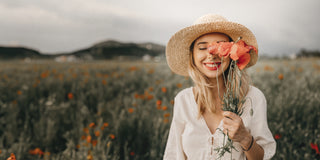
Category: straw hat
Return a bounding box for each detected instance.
[166,14,258,76]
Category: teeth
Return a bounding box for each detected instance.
[205,63,220,67]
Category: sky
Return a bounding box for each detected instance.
[0,0,319,56]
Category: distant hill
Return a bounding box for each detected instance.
[69,40,165,59]
[0,40,165,60]
[0,46,49,59]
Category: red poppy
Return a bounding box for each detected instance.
[29,148,44,156]
[274,134,281,140]
[208,42,219,55]
[311,143,320,154]
[208,41,234,58]
[229,40,257,70]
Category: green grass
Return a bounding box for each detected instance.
[0,58,319,160]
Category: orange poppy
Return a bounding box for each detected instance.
[95,131,100,137]
[89,122,95,128]
[86,135,92,143]
[156,100,162,106]
[92,140,98,147]
[208,41,234,58]
[229,40,256,70]
[7,153,16,160]
[176,83,183,88]
[103,122,109,127]
[29,148,44,156]
[128,108,134,113]
[278,74,284,80]
[83,128,89,134]
[102,79,107,85]
[68,93,74,99]
[109,134,115,139]
[161,87,167,93]
[164,113,170,118]
[162,106,168,111]
[147,95,154,100]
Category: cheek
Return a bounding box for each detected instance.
[193,51,206,62]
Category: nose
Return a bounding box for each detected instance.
[207,52,218,60]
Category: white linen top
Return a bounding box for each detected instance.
[163,85,276,160]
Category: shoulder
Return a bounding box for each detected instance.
[245,85,268,113]
[247,85,266,100]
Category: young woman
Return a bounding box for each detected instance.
[163,14,276,160]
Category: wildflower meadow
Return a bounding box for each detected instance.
[0,58,319,160]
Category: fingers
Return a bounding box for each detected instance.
[223,111,242,123]
[222,111,245,140]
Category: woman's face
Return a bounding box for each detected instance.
[192,32,231,79]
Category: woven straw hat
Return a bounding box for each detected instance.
[166,14,258,76]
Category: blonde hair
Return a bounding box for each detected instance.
[188,40,251,119]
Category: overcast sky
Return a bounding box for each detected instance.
[0,0,319,56]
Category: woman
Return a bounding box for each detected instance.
[163,14,276,160]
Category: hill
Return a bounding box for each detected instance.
[0,46,48,59]
[0,40,165,60]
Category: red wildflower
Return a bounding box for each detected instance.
[86,135,92,143]
[161,87,167,93]
[274,134,281,140]
[156,100,162,106]
[67,93,74,99]
[7,153,16,160]
[229,40,255,70]
[103,122,109,127]
[89,122,96,128]
[29,148,44,156]
[311,143,320,154]
[128,108,134,113]
[95,131,100,137]
[208,41,234,58]
[130,152,135,156]
[109,134,116,139]
[208,39,256,70]
[278,74,284,80]
[92,140,98,147]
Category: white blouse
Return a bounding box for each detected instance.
[163,85,276,160]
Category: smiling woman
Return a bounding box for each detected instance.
[163,14,276,160]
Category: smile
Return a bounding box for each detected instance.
[204,62,221,70]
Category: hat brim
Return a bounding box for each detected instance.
[166,21,258,76]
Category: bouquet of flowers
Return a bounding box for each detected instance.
[207,37,257,159]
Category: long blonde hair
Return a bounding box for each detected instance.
[188,40,251,119]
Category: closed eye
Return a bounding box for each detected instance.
[199,48,207,50]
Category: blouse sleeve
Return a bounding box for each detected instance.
[163,96,187,160]
[249,87,276,160]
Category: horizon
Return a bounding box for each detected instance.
[1,0,319,56]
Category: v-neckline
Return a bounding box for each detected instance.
[190,87,224,136]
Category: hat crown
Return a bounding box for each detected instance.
[193,14,228,25]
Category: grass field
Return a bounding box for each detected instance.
[0,58,319,160]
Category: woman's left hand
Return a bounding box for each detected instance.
[222,111,252,148]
